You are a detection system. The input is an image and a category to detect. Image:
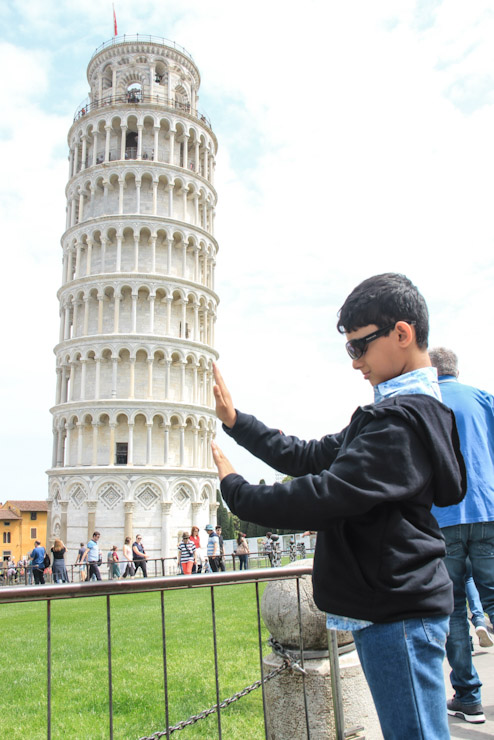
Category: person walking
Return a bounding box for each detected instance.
[51,538,69,583]
[205,524,221,572]
[132,535,148,577]
[215,525,226,571]
[263,532,275,566]
[122,536,135,578]
[429,347,494,724]
[177,532,197,575]
[190,526,202,573]
[81,532,102,581]
[75,542,87,582]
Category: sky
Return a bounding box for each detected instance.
[1,0,494,499]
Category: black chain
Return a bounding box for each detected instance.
[137,661,288,739]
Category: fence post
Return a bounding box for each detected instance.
[260,560,381,739]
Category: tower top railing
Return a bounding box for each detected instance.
[90,34,194,62]
[73,91,212,130]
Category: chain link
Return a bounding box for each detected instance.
[137,662,288,739]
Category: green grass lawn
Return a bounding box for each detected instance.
[1,582,272,740]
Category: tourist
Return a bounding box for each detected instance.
[132,535,148,577]
[122,536,135,578]
[75,542,87,582]
[212,273,467,739]
[81,532,102,581]
[51,538,69,583]
[177,532,196,575]
[110,545,121,579]
[429,347,494,723]
[215,525,226,571]
[190,526,202,573]
[31,540,47,585]
[235,532,249,570]
[263,532,275,566]
[205,524,221,572]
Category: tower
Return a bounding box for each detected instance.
[47,35,219,565]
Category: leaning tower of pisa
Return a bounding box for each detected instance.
[46,35,219,566]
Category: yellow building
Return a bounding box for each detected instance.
[0,501,48,563]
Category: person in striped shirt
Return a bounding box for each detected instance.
[178,532,197,575]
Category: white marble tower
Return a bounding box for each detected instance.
[47,35,219,567]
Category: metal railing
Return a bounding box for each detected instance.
[0,550,313,588]
[90,35,194,63]
[73,92,212,130]
[0,566,317,740]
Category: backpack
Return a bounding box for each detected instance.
[43,552,51,569]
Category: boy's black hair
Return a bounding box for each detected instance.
[337,273,429,348]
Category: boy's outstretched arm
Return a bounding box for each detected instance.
[212,363,237,428]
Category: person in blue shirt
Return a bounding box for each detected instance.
[31,540,46,585]
[81,531,102,581]
[430,347,494,725]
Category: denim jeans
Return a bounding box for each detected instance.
[442,521,494,704]
[465,559,485,627]
[353,617,450,739]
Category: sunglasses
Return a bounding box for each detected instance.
[345,322,415,361]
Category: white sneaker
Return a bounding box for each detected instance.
[475,625,494,648]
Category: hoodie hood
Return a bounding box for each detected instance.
[362,394,467,508]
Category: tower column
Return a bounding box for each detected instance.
[124,502,134,541]
[127,423,134,465]
[153,126,160,161]
[161,502,172,560]
[104,124,111,162]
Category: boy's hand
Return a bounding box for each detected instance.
[213,363,237,428]
[211,441,237,480]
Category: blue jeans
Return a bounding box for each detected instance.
[442,522,494,704]
[465,559,485,628]
[353,617,450,739]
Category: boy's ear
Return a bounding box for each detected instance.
[395,321,415,348]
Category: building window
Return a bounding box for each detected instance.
[30,512,37,521]
[4,521,9,526]
[31,528,37,539]
[116,443,128,465]
[3,532,11,544]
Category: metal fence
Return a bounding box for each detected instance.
[0,550,313,587]
[0,566,321,740]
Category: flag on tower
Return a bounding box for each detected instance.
[113,4,118,36]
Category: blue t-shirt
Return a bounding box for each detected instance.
[432,377,494,527]
[31,546,46,567]
[207,533,219,556]
[86,539,100,562]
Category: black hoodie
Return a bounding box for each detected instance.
[221,394,466,622]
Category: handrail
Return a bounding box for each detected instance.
[0,565,313,604]
[73,92,212,130]
[90,35,194,62]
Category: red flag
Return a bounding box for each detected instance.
[113,5,118,36]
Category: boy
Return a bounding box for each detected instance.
[211,273,466,740]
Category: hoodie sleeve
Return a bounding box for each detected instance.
[223,410,347,476]
[221,414,433,531]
